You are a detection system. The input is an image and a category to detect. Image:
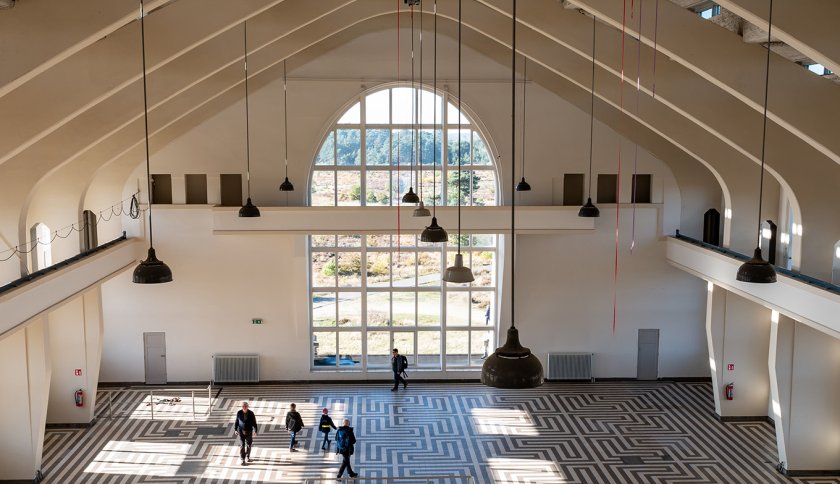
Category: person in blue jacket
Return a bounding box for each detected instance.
[335,418,358,478]
[319,407,337,451]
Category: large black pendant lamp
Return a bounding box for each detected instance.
[278,61,295,192]
[481,0,543,388]
[133,0,172,284]
[443,0,475,284]
[515,57,531,192]
[737,0,777,284]
[238,22,260,217]
[420,0,447,243]
[413,1,431,218]
[579,14,600,218]
[401,5,420,205]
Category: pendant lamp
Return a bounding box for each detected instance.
[515,57,531,192]
[481,0,543,388]
[413,2,431,218]
[579,14,600,218]
[401,5,420,205]
[238,22,260,217]
[278,61,295,192]
[420,0,447,243]
[443,0,475,284]
[133,0,172,284]
[737,0,776,284]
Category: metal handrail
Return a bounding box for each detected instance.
[672,232,840,295]
[96,385,215,421]
[303,476,475,484]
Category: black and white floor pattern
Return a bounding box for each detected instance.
[41,382,840,483]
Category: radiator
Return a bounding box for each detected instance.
[213,354,260,383]
[547,352,593,381]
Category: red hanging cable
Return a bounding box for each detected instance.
[613,0,628,335]
[631,0,643,254]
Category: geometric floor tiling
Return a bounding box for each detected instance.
[41,382,840,483]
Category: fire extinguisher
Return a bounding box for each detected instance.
[74,389,84,407]
[724,382,734,401]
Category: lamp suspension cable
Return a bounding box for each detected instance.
[457,0,462,253]
[587,15,596,200]
[756,0,773,239]
[520,57,526,180]
[244,22,252,199]
[283,61,289,178]
[418,2,423,199]
[140,0,154,246]
[630,0,643,253]
[432,0,437,216]
[510,0,517,328]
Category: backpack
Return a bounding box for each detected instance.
[401,355,409,370]
[335,427,353,455]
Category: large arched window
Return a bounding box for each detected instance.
[309,85,499,372]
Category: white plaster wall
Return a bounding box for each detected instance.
[0,330,38,480]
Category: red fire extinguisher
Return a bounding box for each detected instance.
[74,389,84,407]
[724,382,734,400]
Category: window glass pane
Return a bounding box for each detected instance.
[367,331,391,368]
[392,171,414,205]
[366,129,390,166]
[310,171,335,206]
[446,291,470,326]
[471,291,493,326]
[472,170,496,206]
[338,102,361,124]
[417,252,441,286]
[446,330,469,367]
[447,129,471,166]
[312,292,336,327]
[418,292,441,326]
[366,252,391,287]
[417,331,441,368]
[367,234,392,248]
[337,171,362,206]
[392,129,415,166]
[396,234,416,248]
[312,252,336,287]
[367,292,391,326]
[447,102,469,125]
[392,87,415,124]
[337,252,362,287]
[420,129,442,165]
[311,235,336,248]
[392,292,416,326]
[471,251,495,287]
[336,129,361,166]
[316,132,335,165]
[446,169,470,206]
[313,331,336,367]
[471,234,495,247]
[393,252,416,287]
[448,233,470,248]
[366,171,391,206]
[471,330,494,365]
[338,332,362,368]
[419,170,442,207]
[337,235,362,247]
[393,332,415,364]
[337,292,362,326]
[419,90,442,124]
[472,132,492,165]
[366,90,390,124]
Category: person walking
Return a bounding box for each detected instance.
[335,418,358,478]
[319,407,337,451]
[233,401,258,466]
[284,403,304,452]
[391,348,408,392]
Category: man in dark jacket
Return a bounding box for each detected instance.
[284,403,304,452]
[233,401,258,466]
[319,407,337,451]
[335,419,358,478]
[391,348,408,391]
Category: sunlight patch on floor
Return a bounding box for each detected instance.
[471,407,539,436]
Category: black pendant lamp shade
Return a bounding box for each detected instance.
[239,22,260,217]
[515,177,531,192]
[420,216,448,242]
[133,0,172,284]
[578,197,600,217]
[402,187,420,204]
[481,0,543,388]
[737,0,777,284]
[238,197,261,217]
[579,14,600,218]
[279,177,294,191]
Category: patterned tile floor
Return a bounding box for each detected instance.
[41,382,840,483]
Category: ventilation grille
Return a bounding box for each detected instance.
[547,352,593,381]
[213,354,259,383]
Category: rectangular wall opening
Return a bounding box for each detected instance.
[220,174,243,207]
[631,174,652,203]
[597,174,617,204]
[563,173,584,206]
[150,174,172,204]
[185,174,208,204]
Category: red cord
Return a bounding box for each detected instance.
[613,0,628,336]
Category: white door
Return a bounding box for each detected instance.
[144,332,167,384]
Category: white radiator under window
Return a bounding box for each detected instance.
[547,352,593,381]
[213,354,260,383]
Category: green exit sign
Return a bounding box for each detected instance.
[252,318,263,325]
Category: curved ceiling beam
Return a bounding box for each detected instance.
[561,0,840,167]
[715,0,840,76]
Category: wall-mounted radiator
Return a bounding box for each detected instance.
[213,354,260,383]
[547,352,594,381]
